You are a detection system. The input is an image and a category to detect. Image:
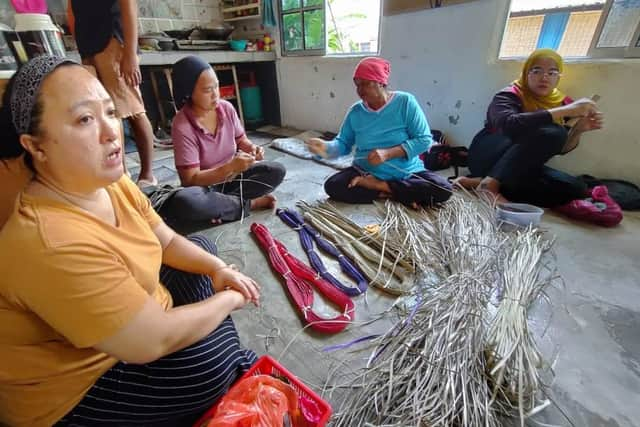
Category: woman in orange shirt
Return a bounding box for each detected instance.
[0,56,260,426]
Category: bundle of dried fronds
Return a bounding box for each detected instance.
[330,273,501,426]
[485,230,555,424]
[328,194,557,426]
[297,201,414,295]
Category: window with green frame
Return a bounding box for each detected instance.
[279,0,326,56]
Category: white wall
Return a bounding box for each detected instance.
[276,0,640,185]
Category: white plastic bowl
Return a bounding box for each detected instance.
[496,203,544,227]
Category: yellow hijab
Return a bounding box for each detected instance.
[513,49,566,123]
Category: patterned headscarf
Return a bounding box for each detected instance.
[512,49,567,123]
[10,55,77,134]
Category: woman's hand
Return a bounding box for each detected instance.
[120,51,141,87]
[251,144,265,161]
[565,98,599,118]
[211,266,261,307]
[573,112,604,133]
[223,289,253,310]
[230,152,256,174]
[367,148,389,166]
[305,138,328,157]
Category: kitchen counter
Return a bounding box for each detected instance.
[0,50,277,78]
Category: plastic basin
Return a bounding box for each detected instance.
[229,39,247,51]
[496,203,544,227]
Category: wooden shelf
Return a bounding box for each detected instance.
[223,1,261,22]
[224,14,261,21]
[222,2,260,13]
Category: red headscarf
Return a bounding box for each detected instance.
[353,57,391,86]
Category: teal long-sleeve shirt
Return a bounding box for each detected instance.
[325,91,433,181]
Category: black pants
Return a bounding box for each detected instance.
[324,166,452,206]
[56,235,257,427]
[159,161,285,230]
[468,124,587,207]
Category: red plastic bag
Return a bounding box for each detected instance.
[207,375,301,427]
[555,185,623,227]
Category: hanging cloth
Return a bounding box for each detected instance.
[276,208,368,297]
[251,223,355,334]
[262,0,277,27]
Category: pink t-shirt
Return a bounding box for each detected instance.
[172,100,246,171]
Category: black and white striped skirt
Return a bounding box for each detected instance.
[56,235,257,426]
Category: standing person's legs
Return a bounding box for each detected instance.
[324,166,380,203]
[127,113,156,185]
[55,235,257,426]
[216,161,286,199]
[83,38,156,185]
[387,170,453,206]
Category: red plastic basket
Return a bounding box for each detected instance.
[219,85,235,99]
[193,355,332,427]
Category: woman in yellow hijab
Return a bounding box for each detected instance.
[457,49,603,207]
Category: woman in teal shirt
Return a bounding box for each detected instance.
[308,57,452,207]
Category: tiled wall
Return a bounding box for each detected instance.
[0,0,66,28]
[0,0,223,33]
[138,0,223,33]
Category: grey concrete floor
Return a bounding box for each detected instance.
[128,134,640,426]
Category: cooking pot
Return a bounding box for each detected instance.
[189,24,234,41]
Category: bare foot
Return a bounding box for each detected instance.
[453,176,481,190]
[477,177,508,204]
[250,194,277,210]
[348,175,391,193]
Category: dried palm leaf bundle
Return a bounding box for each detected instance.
[297,201,414,295]
[327,194,557,426]
[485,229,556,424]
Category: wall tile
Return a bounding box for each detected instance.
[0,0,16,27]
[156,19,174,31]
[193,6,208,21]
[47,0,66,14]
[182,5,196,20]
[139,18,159,34]
[138,0,154,18]
[153,0,182,19]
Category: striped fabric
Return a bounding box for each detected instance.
[56,235,257,426]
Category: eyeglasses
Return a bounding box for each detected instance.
[528,68,562,78]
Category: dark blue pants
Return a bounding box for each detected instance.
[56,235,257,426]
[468,124,588,207]
[324,166,452,206]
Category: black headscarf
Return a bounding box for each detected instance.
[171,55,211,110]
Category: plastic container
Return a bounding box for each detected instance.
[229,39,247,51]
[496,203,544,227]
[193,355,332,427]
[14,13,65,63]
[240,86,263,121]
[0,24,20,70]
[219,84,235,99]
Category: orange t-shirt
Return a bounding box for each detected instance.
[0,157,32,230]
[0,176,173,426]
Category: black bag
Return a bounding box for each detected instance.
[421,130,468,178]
[578,175,640,210]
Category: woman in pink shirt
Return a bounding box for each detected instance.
[167,56,285,227]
